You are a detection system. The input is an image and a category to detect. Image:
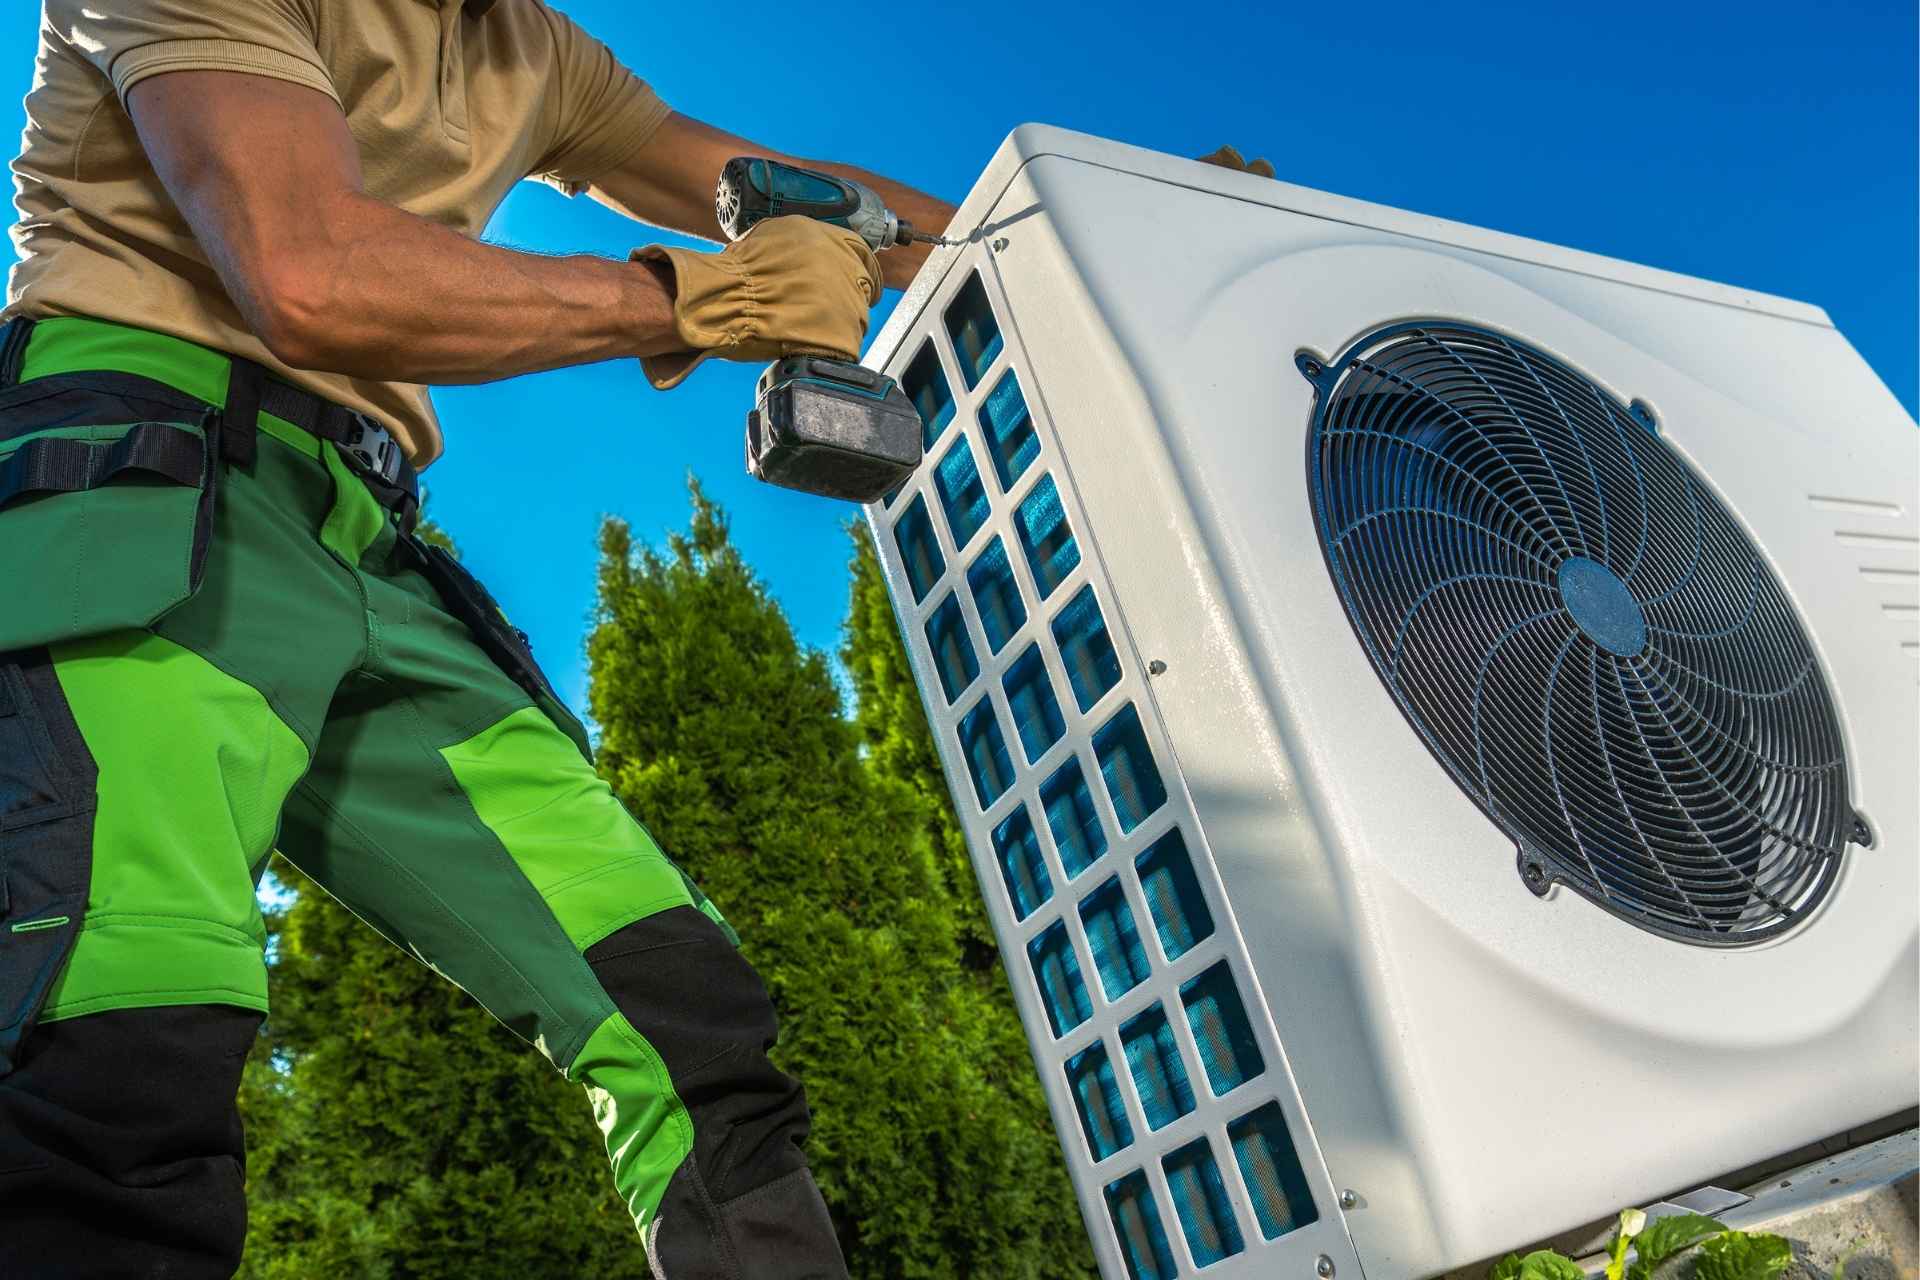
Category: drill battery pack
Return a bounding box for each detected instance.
[746,357,923,502]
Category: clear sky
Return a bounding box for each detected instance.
[9,0,1916,717]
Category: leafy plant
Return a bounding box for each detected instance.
[1488,1207,1797,1280]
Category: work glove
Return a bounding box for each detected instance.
[1196,144,1275,179]
[632,216,885,389]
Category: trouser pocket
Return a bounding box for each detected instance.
[410,541,595,763]
[0,650,98,1074]
[0,379,216,653]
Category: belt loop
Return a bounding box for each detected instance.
[222,357,266,470]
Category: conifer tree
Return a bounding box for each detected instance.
[588,484,1097,1277]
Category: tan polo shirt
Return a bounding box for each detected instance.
[7,0,671,465]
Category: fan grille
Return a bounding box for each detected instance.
[1303,322,1854,945]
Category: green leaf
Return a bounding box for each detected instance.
[1695,1232,1794,1280]
[1517,1250,1589,1280]
[1489,1254,1527,1280]
[1627,1213,1729,1279]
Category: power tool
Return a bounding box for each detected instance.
[720,158,953,502]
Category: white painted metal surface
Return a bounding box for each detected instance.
[862,125,1920,1280]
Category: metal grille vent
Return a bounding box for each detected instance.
[1300,321,1858,945]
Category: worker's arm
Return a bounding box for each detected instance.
[584,112,958,292]
[126,70,684,385]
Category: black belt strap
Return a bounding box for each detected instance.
[0,421,206,509]
[221,356,420,530]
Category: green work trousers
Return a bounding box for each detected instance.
[0,317,847,1279]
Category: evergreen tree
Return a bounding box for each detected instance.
[840,522,1096,1277]
[236,492,1098,1278]
[588,483,1097,1277]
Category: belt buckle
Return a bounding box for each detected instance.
[339,414,403,487]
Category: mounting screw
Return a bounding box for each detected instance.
[1629,399,1659,434]
[1520,853,1552,898]
[1295,350,1329,383]
[1316,1255,1337,1278]
[990,236,1010,252]
[1338,1189,1358,1210]
[1147,658,1167,676]
[1851,813,1874,847]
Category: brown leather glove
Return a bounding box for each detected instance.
[633,216,885,389]
[1196,144,1276,179]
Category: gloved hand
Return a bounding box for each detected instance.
[1196,144,1276,179]
[633,216,885,389]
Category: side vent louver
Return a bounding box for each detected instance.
[873,263,1328,1277]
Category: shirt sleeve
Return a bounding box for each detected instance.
[530,6,670,195]
[46,0,336,108]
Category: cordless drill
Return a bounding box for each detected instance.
[718,157,953,503]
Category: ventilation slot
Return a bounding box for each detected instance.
[980,368,1040,491]
[1106,1170,1177,1280]
[944,272,1004,389]
[1164,1138,1245,1266]
[1228,1104,1319,1240]
[1052,585,1122,711]
[1121,1004,1195,1130]
[958,697,1013,808]
[1003,644,1066,763]
[934,435,989,551]
[924,593,977,703]
[1136,830,1214,963]
[1041,757,1108,879]
[966,536,1027,654]
[1080,877,1150,1001]
[901,340,955,449]
[892,495,944,604]
[993,805,1051,921]
[1030,919,1092,1037]
[1068,1040,1134,1160]
[1094,704,1167,832]
[1181,963,1264,1096]
[1016,474,1081,598]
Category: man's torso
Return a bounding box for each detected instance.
[7,0,665,464]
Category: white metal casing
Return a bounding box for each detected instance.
[861,125,1920,1280]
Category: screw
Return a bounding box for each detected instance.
[1302,360,1322,377]
[1316,1255,1336,1278]
[1338,1189,1358,1210]
[1148,659,1167,676]
[991,236,1009,252]
[1850,815,1873,846]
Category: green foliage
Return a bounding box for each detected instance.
[1489,1250,1589,1280]
[1490,1210,1795,1280]
[585,484,1096,1278]
[1694,1232,1794,1280]
[1629,1215,1729,1280]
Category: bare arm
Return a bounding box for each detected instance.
[584,113,958,291]
[127,71,682,384]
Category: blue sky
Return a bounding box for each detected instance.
[8,0,1916,717]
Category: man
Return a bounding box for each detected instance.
[0,1,954,1276]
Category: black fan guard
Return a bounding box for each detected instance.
[1299,321,1859,946]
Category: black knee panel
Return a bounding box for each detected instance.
[584,906,810,1204]
[0,1004,262,1278]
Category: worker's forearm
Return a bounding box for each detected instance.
[251,191,678,385]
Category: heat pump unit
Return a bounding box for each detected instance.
[862,126,1919,1280]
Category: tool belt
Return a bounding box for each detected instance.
[0,315,421,533]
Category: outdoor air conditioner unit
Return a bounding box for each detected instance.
[861,126,1919,1280]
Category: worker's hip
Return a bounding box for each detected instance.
[0,312,634,1064]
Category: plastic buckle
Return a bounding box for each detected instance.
[338,414,403,487]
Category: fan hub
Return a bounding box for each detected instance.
[1555,557,1647,657]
